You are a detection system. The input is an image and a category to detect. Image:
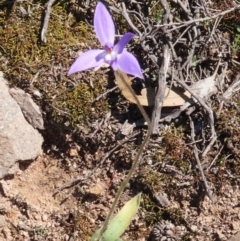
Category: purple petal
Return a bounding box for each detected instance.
[111,60,118,71]
[114,33,135,54]
[117,50,144,79]
[68,49,104,76]
[94,2,115,46]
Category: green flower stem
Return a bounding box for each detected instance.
[97,70,152,240]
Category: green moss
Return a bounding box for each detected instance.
[0,2,89,79]
[141,193,186,227]
[50,75,109,125]
[139,168,163,192]
[74,214,95,241]
[216,92,240,138]
[0,0,109,127]
[161,127,192,172]
[149,1,164,22]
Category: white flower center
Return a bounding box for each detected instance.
[104,51,117,62]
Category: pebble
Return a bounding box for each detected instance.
[42,214,48,222]
[88,217,95,224]
[46,222,52,228]
[190,225,198,232]
[64,234,70,241]
[33,214,41,220]
[19,230,29,238]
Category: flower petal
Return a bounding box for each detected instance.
[94,2,115,46]
[114,33,135,54]
[111,60,118,71]
[117,50,144,79]
[68,49,104,76]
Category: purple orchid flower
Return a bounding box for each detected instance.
[68,2,143,79]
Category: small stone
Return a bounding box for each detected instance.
[42,214,48,222]
[9,87,44,129]
[154,192,170,207]
[88,179,106,196]
[190,225,198,232]
[46,222,52,228]
[88,218,95,224]
[33,214,41,220]
[64,234,70,241]
[20,230,29,238]
[120,120,134,135]
[68,148,78,157]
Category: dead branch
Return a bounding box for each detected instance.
[151,44,170,134]
[217,75,240,117]
[156,4,240,31]
[189,116,213,201]
[93,86,118,102]
[41,0,57,43]
[151,0,171,135]
[221,75,240,100]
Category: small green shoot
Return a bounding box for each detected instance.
[91,193,141,241]
[232,25,240,56]
[219,154,226,166]
[192,55,197,69]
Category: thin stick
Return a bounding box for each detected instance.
[41,0,57,43]
[156,5,240,29]
[93,86,118,102]
[151,0,171,134]
[206,144,224,172]
[189,116,213,201]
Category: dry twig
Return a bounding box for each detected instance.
[41,0,57,43]
[156,4,240,31]
[93,86,118,102]
[151,0,171,135]
[189,116,213,201]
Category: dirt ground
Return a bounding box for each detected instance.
[1,0,240,241]
[0,142,240,241]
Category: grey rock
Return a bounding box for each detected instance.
[9,87,44,129]
[154,192,170,207]
[0,72,43,178]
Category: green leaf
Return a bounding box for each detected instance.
[192,55,197,68]
[91,193,141,241]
